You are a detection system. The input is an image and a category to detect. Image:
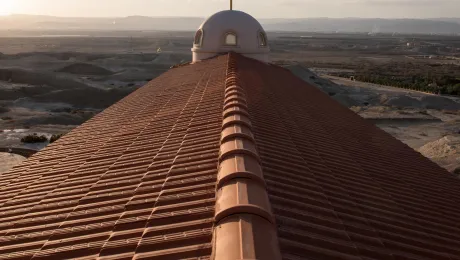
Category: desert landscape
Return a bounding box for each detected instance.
[1,27,460,175]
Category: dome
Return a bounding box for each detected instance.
[192,10,270,63]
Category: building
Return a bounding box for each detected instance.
[1,9,460,260]
[191,10,269,63]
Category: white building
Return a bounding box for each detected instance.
[191,10,270,63]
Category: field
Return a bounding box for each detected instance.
[1,31,460,174]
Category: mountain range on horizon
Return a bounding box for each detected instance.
[1,14,459,35]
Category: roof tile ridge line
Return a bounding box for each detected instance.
[210,52,282,260]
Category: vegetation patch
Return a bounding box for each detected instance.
[50,133,65,143]
[330,62,460,96]
[21,133,48,143]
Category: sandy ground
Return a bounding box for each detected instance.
[0,37,191,172]
[418,135,460,174]
[0,49,189,149]
[1,35,459,175]
[0,152,26,173]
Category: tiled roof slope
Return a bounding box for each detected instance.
[0,55,228,260]
[231,53,460,260]
[1,52,460,260]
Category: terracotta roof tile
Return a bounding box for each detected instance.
[1,52,460,259]
[0,55,227,260]
[231,52,460,260]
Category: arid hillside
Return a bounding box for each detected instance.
[1,32,460,175]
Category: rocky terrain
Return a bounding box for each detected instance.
[0,153,26,173]
[1,33,460,175]
[0,43,190,152]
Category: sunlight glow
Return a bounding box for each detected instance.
[0,0,15,16]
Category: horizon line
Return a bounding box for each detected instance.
[1,13,459,20]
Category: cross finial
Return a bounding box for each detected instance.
[230,0,233,10]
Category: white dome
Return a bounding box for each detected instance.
[192,10,270,63]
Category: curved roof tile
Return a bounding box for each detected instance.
[1,52,460,260]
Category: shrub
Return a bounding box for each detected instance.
[21,133,48,143]
[49,134,64,143]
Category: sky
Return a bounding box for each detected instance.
[0,0,459,18]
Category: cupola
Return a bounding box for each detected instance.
[192,10,270,63]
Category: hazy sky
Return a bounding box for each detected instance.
[0,0,459,18]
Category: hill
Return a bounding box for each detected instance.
[260,18,460,35]
[0,14,459,34]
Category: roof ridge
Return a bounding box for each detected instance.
[210,52,282,260]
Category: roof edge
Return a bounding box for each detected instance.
[211,52,282,260]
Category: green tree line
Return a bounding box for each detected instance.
[336,73,460,95]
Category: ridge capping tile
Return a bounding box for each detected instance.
[225,86,245,94]
[212,214,281,260]
[222,114,252,129]
[210,52,281,260]
[223,106,249,118]
[215,178,274,224]
[221,125,254,143]
[225,89,245,97]
[219,138,259,163]
[224,95,247,105]
[223,101,248,112]
[217,155,265,189]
